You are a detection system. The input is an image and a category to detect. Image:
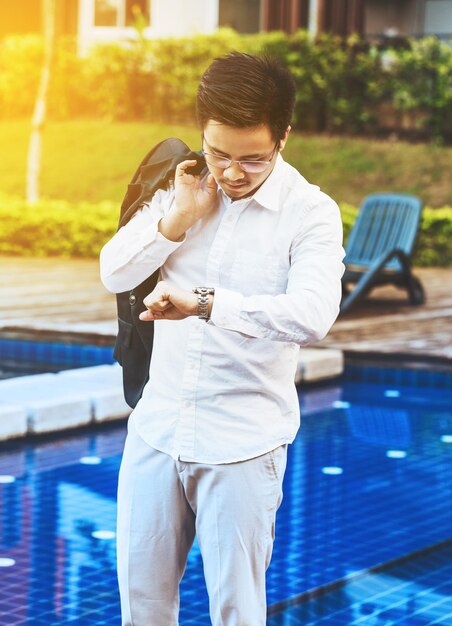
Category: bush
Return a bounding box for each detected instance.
[0,195,117,257]
[1,31,451,141]
[0,195,450,266]
[0,35,42,117]
[286,32,387,134]
[416,207,452,266]
[388,37,452,142]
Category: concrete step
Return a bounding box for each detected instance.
[0,364,130,440]
[0,348,343,441]
[296,348,343,384]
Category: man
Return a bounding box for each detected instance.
[100,52,344,626]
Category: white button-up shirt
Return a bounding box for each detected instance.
[100,154,345,463]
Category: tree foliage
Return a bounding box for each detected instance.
[1,31,451,141]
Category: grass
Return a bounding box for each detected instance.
[1,119,452,207]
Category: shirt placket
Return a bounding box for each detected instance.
[206,194,248,285]
[175,194,248,461]
[174,316,204,460]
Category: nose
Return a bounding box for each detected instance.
[223,162,245,182]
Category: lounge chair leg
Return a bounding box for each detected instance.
[408,276,425,305]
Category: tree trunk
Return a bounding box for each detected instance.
[26,0,56,204]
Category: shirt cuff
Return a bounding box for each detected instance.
[210,287,245,330]
[210,288,270,338]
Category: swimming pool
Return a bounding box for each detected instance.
[0,336,115,379]
[0,365,451,625]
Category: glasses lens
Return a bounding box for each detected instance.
[241,161,268,173]
[204,154,230,169]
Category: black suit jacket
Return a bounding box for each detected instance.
[115,138,206,408]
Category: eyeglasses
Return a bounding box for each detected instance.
[202,137,279,174]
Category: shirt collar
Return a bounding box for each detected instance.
[217,153,285,211]
[251,153,284,211]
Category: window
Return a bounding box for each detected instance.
[95,0,119,26]
[94,0,150,27]
[126,0,149,26]
[425,0,452,35]
[219,0,261,33]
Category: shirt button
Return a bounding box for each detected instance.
[183,400,191,408]
[128,294,136,305]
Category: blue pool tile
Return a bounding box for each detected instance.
[268,543,452,625]
[0,377,451,624]
[0,338,115,374]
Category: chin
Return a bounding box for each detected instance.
[230,189,249,199]
[222,181,251,199]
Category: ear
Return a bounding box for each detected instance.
[278,126,291,151]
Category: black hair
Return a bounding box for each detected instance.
[196,52,296,141]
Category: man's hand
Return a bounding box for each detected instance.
[158,161,218,242]
[175,160,218,220]
[139,281,198,322]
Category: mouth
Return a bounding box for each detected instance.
[222,181,247,189]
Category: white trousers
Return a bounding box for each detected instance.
[116,416,288,626]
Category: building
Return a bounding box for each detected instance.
[1,0,451,55]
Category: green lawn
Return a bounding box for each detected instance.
[1,119,452,207]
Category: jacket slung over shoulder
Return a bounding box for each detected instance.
[115,138,206,408]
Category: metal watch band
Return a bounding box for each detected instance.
[193,287,215,320]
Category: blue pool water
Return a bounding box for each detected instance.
[0,338,115,378]
[0,369,451,625]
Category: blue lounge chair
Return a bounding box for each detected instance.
[341,193,425,313]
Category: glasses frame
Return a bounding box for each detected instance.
[201,135,279,174]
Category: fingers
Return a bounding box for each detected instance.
[140,281,193,323]
[143,282,168,308]
[139,309,156,321]
[176,160,198,177]
[206,173,217,189]
[141,281,172,321]
[139,300,169,322]
[152,299,171,311]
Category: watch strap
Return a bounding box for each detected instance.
[193,287,215,320]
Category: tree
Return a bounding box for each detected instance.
[26,0,56,203]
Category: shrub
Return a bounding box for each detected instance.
[416,207,452,266]
[0,195,450,266]
[0,195,117,258]
[388,37,452,142]
[0,35,42,117]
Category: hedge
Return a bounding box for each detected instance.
[0,195,450,266]
[1,30,451,141]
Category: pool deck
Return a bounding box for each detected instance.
[0,257,451,441]
[1,256,450,361]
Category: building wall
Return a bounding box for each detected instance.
[364,0,424,36]
[0,0,41,36]
[364,0,452,37]
[78,0,218,54]
[0,0,78,38]
[152,0,218,37]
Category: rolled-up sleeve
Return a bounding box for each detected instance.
[210,196,345,345]
[99,188,184,293]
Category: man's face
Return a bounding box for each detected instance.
[202,120,289,200]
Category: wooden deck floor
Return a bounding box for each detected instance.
[0,257,451,361]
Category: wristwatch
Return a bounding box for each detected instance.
[192,287,215,320]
